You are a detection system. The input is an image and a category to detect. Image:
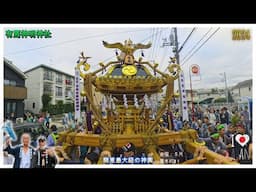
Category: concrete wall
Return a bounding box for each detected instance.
[25,68,43,114]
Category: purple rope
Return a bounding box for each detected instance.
[86,111,93,131]
[167,111,174,130]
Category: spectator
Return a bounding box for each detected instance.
[217,124,230,145]
[240,106,250,134]
[62,114,68,130]
[199,116,210,138]
[203,132,227,153]
[38,115,45,124]
[226,124,236,138]
[220,107,229,125]
[47,125,59,147]
[44,112,50,129]
[191,116,199,131]
[173,115,182,131]
[3,133,35,168]
[208,108,216,125]
[207,124,216,136]
[215,109,220,123]
[32,135,58,168]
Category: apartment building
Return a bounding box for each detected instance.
[24,64,74,114]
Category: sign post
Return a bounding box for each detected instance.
[190,64,200,121]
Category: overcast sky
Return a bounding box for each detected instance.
[4,26,252,91]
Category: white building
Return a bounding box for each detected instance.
[231,79,252,102]
[24,65,74,114]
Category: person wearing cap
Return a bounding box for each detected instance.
[32,135,57,168]
[217,124,231,145]
[202,132,227,153]
[233,124,252,164]
[47,125,59,147]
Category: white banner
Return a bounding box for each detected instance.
[179,71,189,121]
[74,68,81,120]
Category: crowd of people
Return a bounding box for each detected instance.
[161,105,252,164]
[2,103,252,166]
[23,111,51,128]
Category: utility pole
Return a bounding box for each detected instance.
[189,67,194,121]
[220,72,228,105]
[162,28,188,121]
[173,28,182,115]
[224,72,229,105]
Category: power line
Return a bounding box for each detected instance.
[163,27,196,73]
[181,28,212,63]
[178,27,196,53]
[5,28,151,56]
[153,29,163,60]
[151,28,159,60]
[140,28,168,43]
[181,28,220,66]
[160,43,168,68]
[139,28,168,61]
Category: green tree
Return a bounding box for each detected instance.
[231,114,240,126]
[41,94,52,112]
[56,100,64,114]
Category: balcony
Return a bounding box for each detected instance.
[65,79,73,87]
[43,75,54,83]
[4,86,27,100]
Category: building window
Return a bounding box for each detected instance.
[43,83,53,95]
[12,102,16,113]
[10,80,16,86]
[4,79,10,85]
[65,76,73,85]
[6,102,16,114]
[32,102,35,109]
[65,88,72,98]
[56,73,63,85]
[6,102,11,114]
[55,86,63,97]
[4,79,16,86]
[43,70,53,81]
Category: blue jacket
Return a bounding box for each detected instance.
[4,145,35,168]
